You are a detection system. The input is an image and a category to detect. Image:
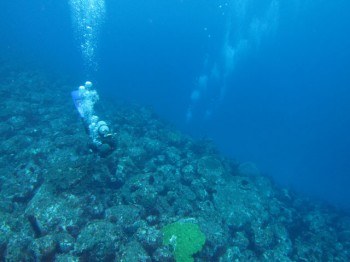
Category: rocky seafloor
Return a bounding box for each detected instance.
[0,61,349,262]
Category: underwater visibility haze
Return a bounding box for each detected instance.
[100,0,350,209]
[97,0,349,208]
[1,0,350,260]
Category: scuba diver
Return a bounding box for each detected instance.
[71,81,115,154]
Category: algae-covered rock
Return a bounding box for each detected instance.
[118,241,151,262]
[75,220,121,260]
[29,234,57,261]
[25,186,84,236]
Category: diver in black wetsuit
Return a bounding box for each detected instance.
[72,81,115,155]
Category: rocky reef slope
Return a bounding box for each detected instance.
[0,61,349,261]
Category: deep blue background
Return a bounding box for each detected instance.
[1,0,350,209]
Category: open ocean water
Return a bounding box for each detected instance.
[0,0,350,261]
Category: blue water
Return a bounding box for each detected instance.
[1,0,350,209]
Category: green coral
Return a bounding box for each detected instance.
[162,222,206,262]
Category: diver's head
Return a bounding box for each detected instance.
[85,81,93,89]
[96,121,111,137]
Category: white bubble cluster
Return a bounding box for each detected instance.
[78,81,99,121]
[69,0,106,72]
[75,81,111,147]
